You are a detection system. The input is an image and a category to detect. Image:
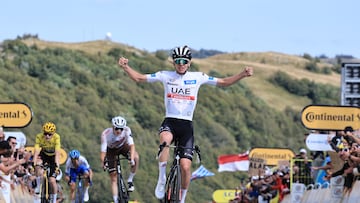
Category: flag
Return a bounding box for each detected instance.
[217,153,249,172]
[190,165,215,181]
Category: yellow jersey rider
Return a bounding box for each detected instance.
[33,122,61,203]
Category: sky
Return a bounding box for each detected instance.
[1,0,359,58]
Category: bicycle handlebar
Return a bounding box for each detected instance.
[157,142,202,163]
[103,155,130,171]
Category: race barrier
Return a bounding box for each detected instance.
[281,180,360,203]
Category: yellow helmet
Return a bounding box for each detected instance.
[42,122,56,133]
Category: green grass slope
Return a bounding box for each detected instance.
[0,38,340,202]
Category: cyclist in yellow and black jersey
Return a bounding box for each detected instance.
[33,122,61,203]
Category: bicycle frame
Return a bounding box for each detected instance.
[104,154,129,203]
[157,142,201,203]
[39,164,52,203]
[117,154,129,203]
[75,175,86,203]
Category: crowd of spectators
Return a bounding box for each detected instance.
[229,126,360,203]
[0,126,65,202]
[229,167,291,203]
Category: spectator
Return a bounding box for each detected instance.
[0,141,27,174]
[0,127,5,141]
[293,148,313,185]
[325,147,355,196]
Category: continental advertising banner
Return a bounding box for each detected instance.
[301,105,359,130]
[249,147,295,166]
[0,102,33,127]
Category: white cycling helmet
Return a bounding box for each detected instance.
[112,116,127,128]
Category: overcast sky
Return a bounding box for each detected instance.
[1,0,359,58]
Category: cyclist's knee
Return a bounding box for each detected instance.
[159,131,173,143]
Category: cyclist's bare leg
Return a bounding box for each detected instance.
[83,171,91,187]
[155,131,173,199]
[49,176,58,203]
[130,151,139,173]
[180,158,191,202]
[69,182,76,201]
[109,172,118,199]
[180,158,191,189]
[158,131,173,162]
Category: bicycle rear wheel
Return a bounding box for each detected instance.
[117,173,129,203]
[165,165,181,203]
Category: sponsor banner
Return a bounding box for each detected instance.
[0,102,33,127]
[301,105,360,130]
[305,133,334,151]
[249,147,295,166]
[212,189,236,203]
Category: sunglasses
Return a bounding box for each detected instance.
[43,132,53,137]
[114,127,124,131]
[174,58,190,65]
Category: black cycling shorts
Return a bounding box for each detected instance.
[158,118,194,161]
[105,144,130,173]
[39,151,57,178]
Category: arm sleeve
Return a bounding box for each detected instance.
[126,128,134,145]
[100,131,107,152]
[65,159,71,175]
[81,156,90,168]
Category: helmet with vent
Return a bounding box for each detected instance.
[172,45,192,60]
[69,149,80,159]
[42,122,56,133]
[112,116,127,128]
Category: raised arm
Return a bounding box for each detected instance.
[216,66,253,87]
[118,57,147,82]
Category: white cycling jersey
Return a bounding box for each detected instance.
[100,126,134,152]
[146,71,218,121]
[65,155,90,175]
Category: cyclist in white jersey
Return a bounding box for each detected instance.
[100,116,139,203]
[65,149,93,202]
[118,45,253,203]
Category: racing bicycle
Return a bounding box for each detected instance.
[157,141,201,203]
[75,175,87,203]
[104,154,130,203]
[37,164,52,203]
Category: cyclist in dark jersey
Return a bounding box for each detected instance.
[118,45,253,202]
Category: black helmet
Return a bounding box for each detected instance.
[172,45,192,60]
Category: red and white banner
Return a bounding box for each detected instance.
[217,153,249,172]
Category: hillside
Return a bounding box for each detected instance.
[0,38,341,203]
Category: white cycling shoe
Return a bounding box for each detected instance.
[155,181,166,199]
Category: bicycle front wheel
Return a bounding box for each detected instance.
[75,178,85,203]
[41,177,51,203]
[165,165,181,203]
[117,173,129,203]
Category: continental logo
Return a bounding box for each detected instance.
[301,105,360,130]
[249,148,295,166]
[0,102,33,127]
